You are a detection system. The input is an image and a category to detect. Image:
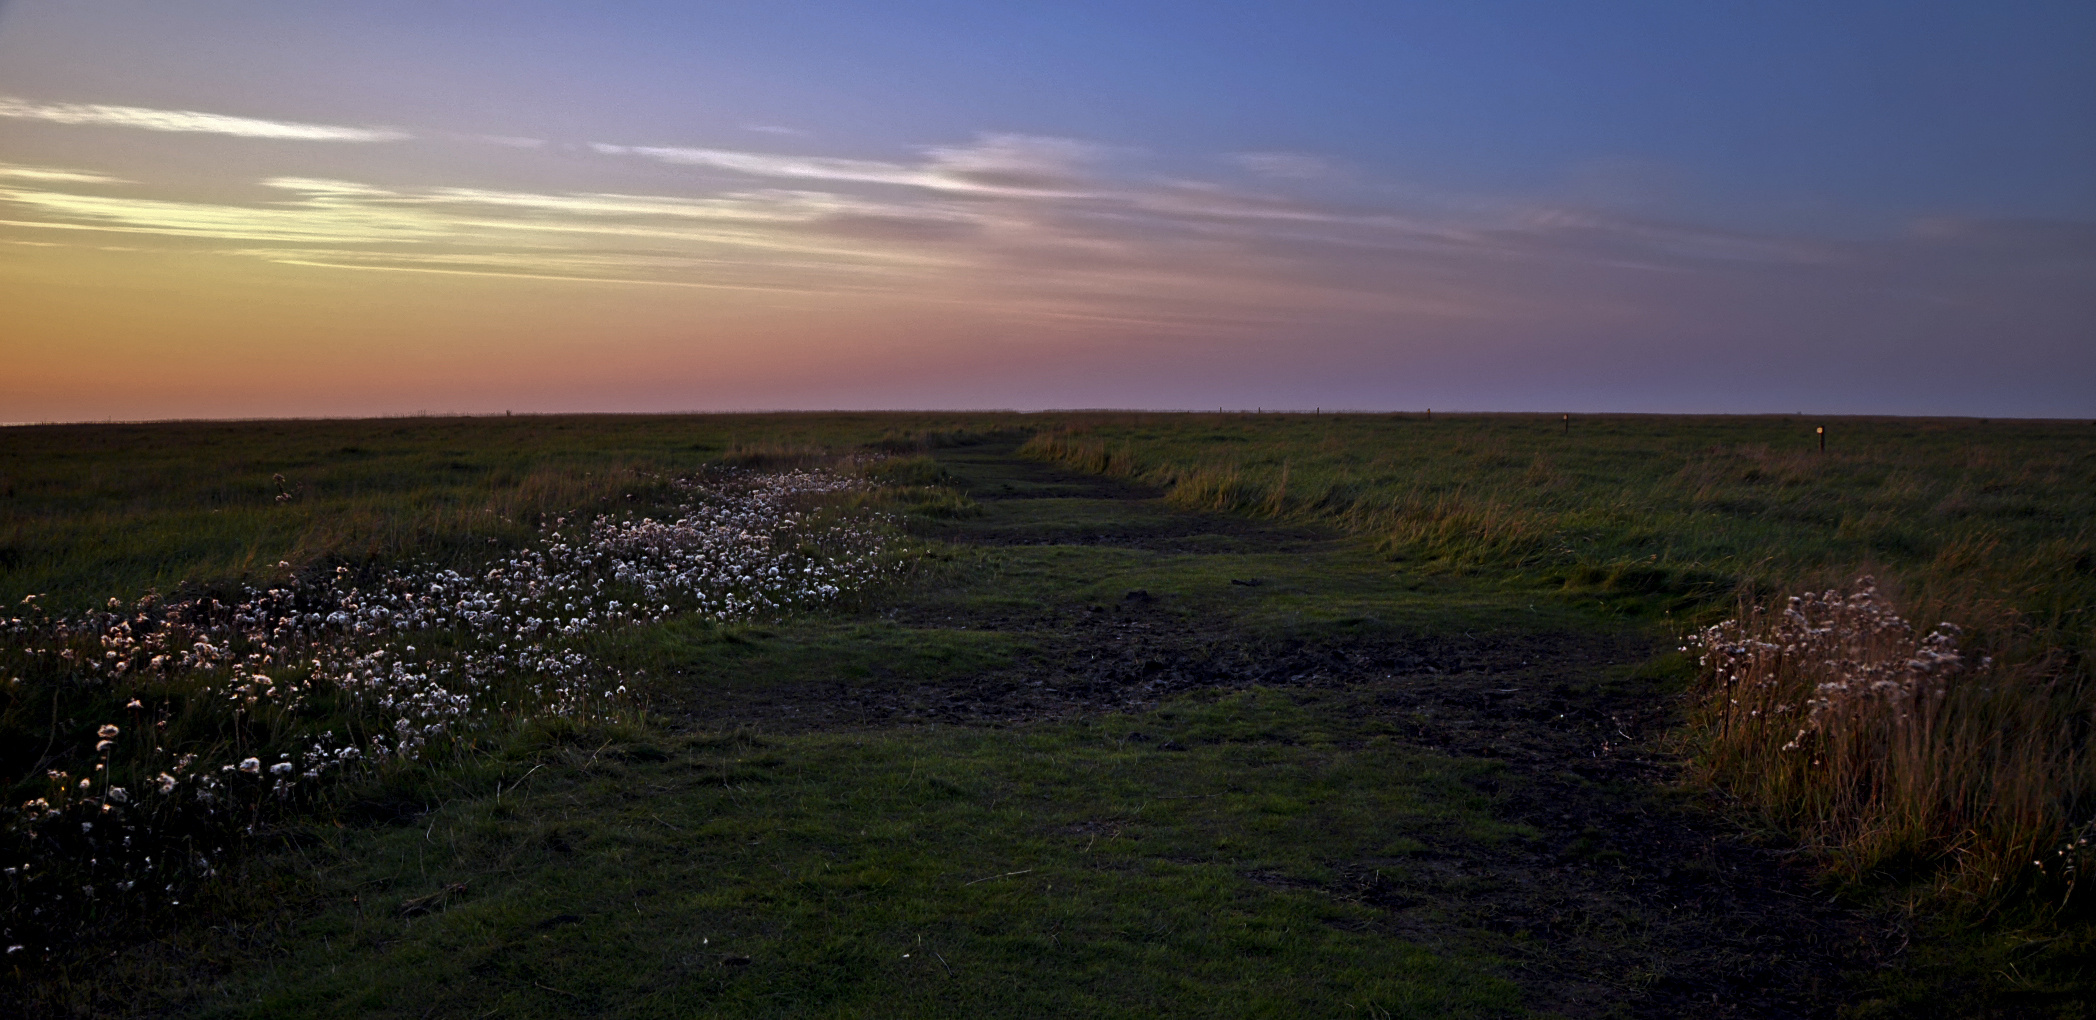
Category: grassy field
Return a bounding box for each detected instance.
[0,414,999,967]
[0,414,1012,615]
[3,413,2091,1017]
[1021,413,2096,626]
[1025,413,2096,908]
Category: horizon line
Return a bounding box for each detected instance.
[7,409,2091,429]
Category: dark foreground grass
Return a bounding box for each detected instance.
[171,695,1526,1020]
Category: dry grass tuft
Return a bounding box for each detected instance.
[1690,578,2094,911]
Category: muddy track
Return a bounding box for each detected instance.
[660,443,1895,1018]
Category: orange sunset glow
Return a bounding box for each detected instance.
[3,2,2091,420]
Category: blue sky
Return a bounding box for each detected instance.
[1,1,2091,418]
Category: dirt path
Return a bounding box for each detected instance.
[644,442,1895,1018]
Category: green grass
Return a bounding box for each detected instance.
[598,615,1029,706]
[1022,412,2096,628]
[185,697,1528,1020]
[18,410,2085,626]
[5,412,2093,1017]
[1021,414,2096,907]
[0,414,1018,614]
[0,415,998,967]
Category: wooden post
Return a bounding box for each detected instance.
[1817,425,1826,452]
[1562,413,1569,434]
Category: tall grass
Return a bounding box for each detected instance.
[1691,580,2093,909]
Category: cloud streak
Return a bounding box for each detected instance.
[1231,152,1333,180]
[2,129,2086,373]
[0,96,408,142]
[0,162,130,184]
[592,133,1103,197]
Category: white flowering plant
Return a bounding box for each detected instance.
[1688,578,2093,909]
[0,467,909,956]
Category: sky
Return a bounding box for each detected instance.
[1,1,2091,421]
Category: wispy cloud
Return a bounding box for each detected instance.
[0,171,967,292]
[4,125,2087,419]
[0,162,130,184]
[594,133,1103,196]
[228,248,812,292]
[0,183,450,243]
[0,96,408,142]
[592,144,941,190]
[3,133,2075,353]
[922,134,1103,193]
[1231,152,1333,180]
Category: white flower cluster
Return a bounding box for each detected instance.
[1691,577,1973,750]
[2,469,900,948]
[282,470,891,758]
[11,469,890,774]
